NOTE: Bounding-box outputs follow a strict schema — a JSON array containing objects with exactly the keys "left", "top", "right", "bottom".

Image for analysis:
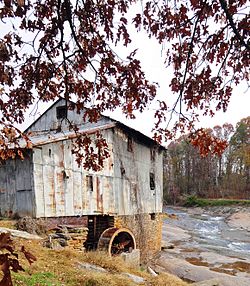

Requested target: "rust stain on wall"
[
  {"left": 59, "top": 143, "right": 64, "bottom": 167},
  {"left": 96, "top": 177, "right": 103, "bottom": 213}
]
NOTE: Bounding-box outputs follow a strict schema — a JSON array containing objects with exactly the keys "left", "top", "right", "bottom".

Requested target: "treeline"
[{"left": 164, "top": 117, "right": 250, "bottom": 204}]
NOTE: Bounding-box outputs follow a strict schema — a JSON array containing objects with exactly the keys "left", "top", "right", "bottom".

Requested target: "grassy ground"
[
  {"left": 0, "top": 222, "right": 188, "bottom": 286},
  {"left": 0, "top": 217, "right": 17, "bottom": 229},
  {"left": 184, "top": 196, "right": 250, "bottom": 207}
]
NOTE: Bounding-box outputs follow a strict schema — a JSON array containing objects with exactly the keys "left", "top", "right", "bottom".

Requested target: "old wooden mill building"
[{"left": 0, "top": 99, "right": 164, "bottom": 261}]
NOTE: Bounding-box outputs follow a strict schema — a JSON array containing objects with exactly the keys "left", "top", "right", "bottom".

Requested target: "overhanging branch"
[{"left": 219, "top": 0, "right": 250, "bottom": 51}]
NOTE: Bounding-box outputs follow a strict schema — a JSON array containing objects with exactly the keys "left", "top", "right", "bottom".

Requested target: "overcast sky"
[
  {"left": 6, "top": 5, "right": 248, "bottom": 142},
  {"left": 19, "top": 29, "right": 250, "bottom": 142}
]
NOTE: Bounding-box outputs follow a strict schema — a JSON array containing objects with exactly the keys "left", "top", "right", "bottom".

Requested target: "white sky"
[
  {"left": 5, "top": 5, "right": 248, "bottom": 142},
  {"left": 19, "top": 32, "right": 250, "bottom": 143}
]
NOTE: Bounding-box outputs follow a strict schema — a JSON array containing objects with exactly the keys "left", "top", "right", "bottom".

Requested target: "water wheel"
[{"left": 97, "top": 227, "right": 136, "bottom": 256}]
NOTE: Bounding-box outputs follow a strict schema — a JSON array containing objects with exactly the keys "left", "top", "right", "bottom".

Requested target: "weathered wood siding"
[
  {"left": 113, "top": 128, "right": 163, "bottom": 215},
  {"left": 33, "top": 129, "right": 115, "bottom": 218},
  {"left": 27, "top": 99, "right": 113, "bottom": 134},
  {"left": 0, "top": 154, "right": 35, "bottom": 217},
  {"left": 0, "top": 98, "right": 163, "bottom": 218},
  {"left": 32, "top": 127, "right": 163, "bottom": 218}
]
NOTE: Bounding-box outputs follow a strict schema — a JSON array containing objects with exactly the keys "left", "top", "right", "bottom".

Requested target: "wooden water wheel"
[{"left": 97, "top": 227, "right": 136, "bottom": 256}]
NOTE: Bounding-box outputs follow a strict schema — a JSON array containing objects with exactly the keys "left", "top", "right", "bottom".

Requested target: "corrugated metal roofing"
[{"left": 22, "top": 98, "right": 165, "bottom": 150}]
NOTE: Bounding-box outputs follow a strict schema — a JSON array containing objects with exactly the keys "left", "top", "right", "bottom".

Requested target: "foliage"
[
  {"left": 0, "top": 0, "right": 249, "bottom": 167},
  {"left": 183, "top": 195, "right": 200, "bottom": 207},
  {"left": 164, "top": 117, "right": 250, "bottom": 203},
  {"left": 0, "top": 232, "right": 36, "bottom": 286},
  {"left": 229, "top": 117, "right": 250, "bottom": 175},
  {"left": 183, "top": 196, "right": 250, "bottom": 207}
]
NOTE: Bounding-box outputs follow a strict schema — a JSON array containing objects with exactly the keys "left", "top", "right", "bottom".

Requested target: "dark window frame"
[
  {"left": 150, "top": 213, "right": 156, "bottom": 220},
  {"left": 56, "top": 105, "right": 67, "bottom": 119},
  {"left": 150, "top": 148, "right": 156, "bottom": 161},
  {"left": 86, "top": 175, "right": 94, "bottom": 192},
  {"left": 150, "top": 172, "right": 155, "bottom": 190},
  {"left": 127, "top": 136, "right": 133, "bottom": 152}
]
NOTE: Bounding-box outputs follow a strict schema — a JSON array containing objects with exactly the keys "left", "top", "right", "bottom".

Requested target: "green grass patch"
[
  {"left": 13, "top": 271, "right": 60, "bottom": 286},
  {"left": 184, "top": 196, "right": 250, "bottom": 207}
]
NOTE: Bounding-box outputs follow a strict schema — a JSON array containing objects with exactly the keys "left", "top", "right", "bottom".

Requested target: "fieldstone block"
[{"left": 120, "top": 249, "right": 140, "bottom": 267}]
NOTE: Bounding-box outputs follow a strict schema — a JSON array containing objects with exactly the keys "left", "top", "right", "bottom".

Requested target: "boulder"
[{"left": 77, "top": 262, "right": 107, "bottom": 273}]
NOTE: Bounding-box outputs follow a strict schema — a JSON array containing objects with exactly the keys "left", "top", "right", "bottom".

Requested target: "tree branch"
[
  {"left": 57, "top": 0, "right": 70, "bottom": 100},
  {"left": 217, "top": 40, "right": 233, "bottom": 78},
  {"left": 219, "top": 0, "right": 250, "bottom": 51},
  {"left": 64, "top": 0, "right": 98, "bottom": 76},
  {"left": 177, "top": 4, "right": 206, "bottom": 115}
]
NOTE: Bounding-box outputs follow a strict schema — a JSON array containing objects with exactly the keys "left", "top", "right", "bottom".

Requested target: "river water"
[{"left": 164, "top": 207, "right": 250, "bottom": 260}]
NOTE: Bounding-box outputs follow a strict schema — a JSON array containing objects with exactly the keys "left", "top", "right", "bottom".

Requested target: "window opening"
[
  {"left": 150, "top": 173, "right": 155, "bottom": 190},
  {"left": 150, "top": 148, "right": 156, "bottom": 161},
  {"left": 120, "top": 167, "right": 125, "bottom": 176},
  {"left": 56, "top": 105, "right": 67, "bottom": 119},
  {"left": 62, "top": 170, "right": 69, "bottom": 180},
  {"left": 86, "top": 175, "right": 93, "bottom": 192},
  {"left": 127, "top": 136, "right": 133, "bottom": 152},
  {"left": 150, "top": 213, "right": 156, "bottom": 220}
]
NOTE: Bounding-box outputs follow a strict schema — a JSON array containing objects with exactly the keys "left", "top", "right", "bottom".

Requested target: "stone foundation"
[
  {"left": 29, "top": 213, "right": 162, "bottom": 262},
  {"left": 120, "top": 249, "right": 140, "bottom": 267},
  {"left": 114, "top": 213, "right": 162, "bottom": 262},
  {"left": 44, "top": 224, "right": 88, "bottom": 251}
]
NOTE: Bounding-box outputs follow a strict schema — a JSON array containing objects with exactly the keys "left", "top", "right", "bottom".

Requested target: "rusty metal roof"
[
  {"left": 23, "top": 122, "right": 165, "bottom": 150},
  {"left": 17, "top": 122, "right": 116, "bottom": 148},
  {"left": 20, "top": 98, "right": 166, "bottom": 150}
]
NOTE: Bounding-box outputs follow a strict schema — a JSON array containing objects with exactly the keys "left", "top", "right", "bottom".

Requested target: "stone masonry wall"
[{"left": 114, "top": 213, "right": 162, "bottom": 263}]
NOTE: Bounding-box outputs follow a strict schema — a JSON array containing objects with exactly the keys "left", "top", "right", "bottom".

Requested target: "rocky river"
[{"left": 150, "top": 206, "right": 250, "bottom": 286}]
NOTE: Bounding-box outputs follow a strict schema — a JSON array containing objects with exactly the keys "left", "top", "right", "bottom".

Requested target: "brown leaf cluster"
[
  {"left": 0, "top": 0, "right": 249, "bottom": 162},
  {"left": 0, "top": 233, "right": 36, "bottom": 286}
]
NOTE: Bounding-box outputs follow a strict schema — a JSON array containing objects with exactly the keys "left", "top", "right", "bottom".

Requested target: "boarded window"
[
  {"left": 150, "top": 173, "right": 155, "bottom": 190},
  {"left": 127, "top": 136, "right": 133, "bottom": 152},
  {"left": 56, "top": 105, "right": 67, "bottom": 119},
  {"left": 16, "top": 190, "right": 33, "bottom": 217},
  {"left": 86, "top": 175, "right": 93, "bottom": 192}
]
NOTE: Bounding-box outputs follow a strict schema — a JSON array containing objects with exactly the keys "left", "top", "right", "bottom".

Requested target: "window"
[
  {"left": 120, "top": 167, "right": 125, "bottom": 176},
  {"left": 56, "top": 105, "right": 67, "bottom": 119},
  {"left": 150, "top": 148, "right": 156, "bottom": 161},
  {"left": 86, "top": 175, "right": 93, "bottom": 192},
  {"left": 150, "top": 213, "right": 156, "bottom": 220},
  {"left": 127, "top": 136, "right": 133, "bottom": 152},
  {"left": 150, "top": 173, "right": 155, "bottom": 190},
  {"left": 62, "top": 170, "right": 69, "bottom": 179}
]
